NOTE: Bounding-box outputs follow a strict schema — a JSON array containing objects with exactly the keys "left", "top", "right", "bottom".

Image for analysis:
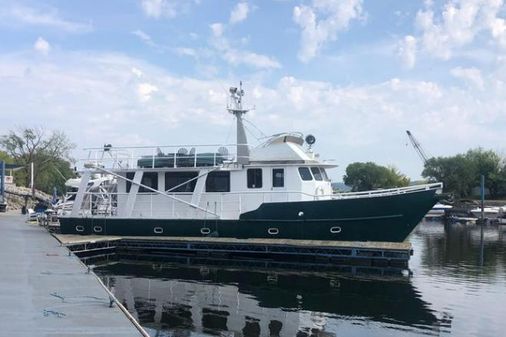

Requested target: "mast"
[{"left": 227, "top": 82, "right": 250, "bottom": 165}]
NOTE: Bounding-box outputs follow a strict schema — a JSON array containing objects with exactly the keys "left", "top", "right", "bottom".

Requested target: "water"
[{"left": 94, "top": 221, "right": 506, "bottom": 337}]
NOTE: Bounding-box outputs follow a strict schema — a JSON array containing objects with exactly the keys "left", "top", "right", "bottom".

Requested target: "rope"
[{"left": 243, "top": 118, "right": 267, "bottom": 138}]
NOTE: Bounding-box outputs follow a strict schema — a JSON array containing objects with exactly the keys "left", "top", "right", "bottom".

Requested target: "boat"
[
  {"left": 470, "top": 206, "right": 505, "bottom": 219},
  {"left": 54, "top": 174, "right": 117, "bottom": 216},
  {"left": 59, "top": 83, "right": 442, "bottom": 242},
  {"left": 425, "top": 202, "right": 453, "bottom": 219}
]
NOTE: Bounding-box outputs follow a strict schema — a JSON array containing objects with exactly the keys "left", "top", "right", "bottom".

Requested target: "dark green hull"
[{"left": 59, "top": 188, "right": 438, "bottom": 242}]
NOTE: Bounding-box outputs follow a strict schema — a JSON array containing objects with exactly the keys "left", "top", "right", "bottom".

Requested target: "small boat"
[
  {"left": 59, "top": 83, "right": 442, "bottom": 242},
  {"left": 425, "top": 203, "right": 453, "bottom": 219},
  {"left": 470, "top": 206, "right": 505, "bottom": 219}
]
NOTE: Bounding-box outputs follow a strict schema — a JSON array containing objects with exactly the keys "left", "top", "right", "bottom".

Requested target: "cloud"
[
  {"left": 293, "top": 0, "right": 363, "bottom": 62},
  {"left": 451, "top": 66, "right": 484, "bottom": 89},
  {"left": 410, "top": 0, "right": 506, "bottom": 62},
  {"left": 33, "top": 37, "right": 51, "bottom": 55},
  {"left": 0, "top": 51, "right": 505, "bottom": 180},
  {"left": 398, "top": 35, "right": 417, "bottom": 69},
  {"left": 210, "top": 23, "right": 225, "bottom": 37},
  {"left": 209, "top": 23, "right": 281, "bottom": 69},
  {"left": 132, "top": 29, "right": 156, "bottom": 47},
  {"left": 140, "top": 0, "right": 176, "bottom": 19},
  {"left": 230, "top": 2, "right": 250, "bottom": 24},
  {"left": 137, "top": 82, "right": 159, "bottom": 101},
  {"left": 131, "top": 67, "right": 143, "bottom": 78},
  {"left": 175, "top": 47, "right": 198, "bottom": 58},
  {"left": 3, "top": 5, "right": 92, "bottom": 33},
  {"left": 139, "top": 0, "right": 199, "bottom": 19}
]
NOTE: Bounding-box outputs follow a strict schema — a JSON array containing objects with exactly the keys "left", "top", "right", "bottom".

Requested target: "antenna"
[
  {"left": 227, "top": 81, "right": 250, "bottom": 165},
  {"left": 227, "top": 81, "right": 248, "bottom": 116}
]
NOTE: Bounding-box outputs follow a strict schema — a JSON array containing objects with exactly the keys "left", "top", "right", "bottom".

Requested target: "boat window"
[
  {"left": 311, "top": 167, "right": 323, "bottom": 181},
  {"left": 320, "top": 167, "right": 329, "bottom": 181},
  {"left": 206, "top": 171, "right": 230, "bottom": 192},
  {"left": 126, "top": 172, "right": 158, "bottom": 193},
  {"left": 165, "top": 172, "right": 198, "bottom": 192},
  {"left": 247, "top": 168, "right": 263, "bottom": 188},
  {"left": 298, "top": 167, "right": 313, "bottom": 181},
  {"left": 272, "top": 168, "right": 284, "bottom": 188}
]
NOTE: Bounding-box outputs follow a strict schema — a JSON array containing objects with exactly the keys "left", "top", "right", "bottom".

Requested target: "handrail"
[{"left": 330, "top": 183, "right": 443, "bottom": 198}]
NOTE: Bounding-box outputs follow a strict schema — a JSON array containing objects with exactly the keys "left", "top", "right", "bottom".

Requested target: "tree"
[
  {"left": 422, "top": 155, "right": 474, "bottom": 197},
  {"left": 465, "top": 148, "right": 502, "bottom": 197},
  {"left": 422, "top": 148, "right": 504, "bottom": 198},
  {"left": 343, "top": 162, "right": 410, "bottom": 192},
  {"left": 0, "top": 127, "right": 76, "bottom": 194}
]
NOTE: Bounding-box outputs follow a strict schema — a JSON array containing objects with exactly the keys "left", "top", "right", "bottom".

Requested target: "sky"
[{"left": 1, "top": 0, "right": 506, "bottom": 181}]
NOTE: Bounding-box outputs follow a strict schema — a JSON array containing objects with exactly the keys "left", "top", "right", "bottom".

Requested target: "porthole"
[
  {"left": 93, "top": 226, "right": 103, "bottom": 233},
  {"left": 75, "top": 225, "right": 84, "bottom": 232},
  {"left": 153, "top": 227, "right": 163, "bottom": 234},
  {"left": 268, "top": 227, "right": 279, "bottom": 235},
  {"left": 330, "top": 226, "right": 342, "bottom": 234},
  {"left": 200, "top": 227, "right": 211, "bottom": 235}
]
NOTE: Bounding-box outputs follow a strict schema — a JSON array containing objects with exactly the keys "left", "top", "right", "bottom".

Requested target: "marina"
[{"left": 2, "top": 1, "right": 506, "bottom": 336}]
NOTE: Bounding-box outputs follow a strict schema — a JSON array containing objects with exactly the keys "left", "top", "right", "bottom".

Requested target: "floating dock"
[
  {"left": 0, "top": 212, "right": 146, "bottom": 337},
  {"left": 54, "top": 233, "right": 413, "bottom": 268}
]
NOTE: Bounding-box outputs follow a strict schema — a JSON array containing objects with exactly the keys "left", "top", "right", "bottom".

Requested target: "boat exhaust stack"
[{"left": 228, "top": 82, "right": 250, "bottom": 165}]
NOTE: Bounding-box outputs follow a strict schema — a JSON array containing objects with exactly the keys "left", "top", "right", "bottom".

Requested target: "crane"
[{"left": 406, "top": 130, "right": 429, "bottom": 165}]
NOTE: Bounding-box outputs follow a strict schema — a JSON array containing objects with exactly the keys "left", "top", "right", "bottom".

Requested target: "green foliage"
[
  {"left": 0, "top": 150, "right": 13, "bottom": 163},
  {"left": 422, "top": 148, "right": 506, "bottom": 198},
  {"left": 0, "top": 127, "right": 76, "bottom": 194},
  {"left": 343, "top": 162, "right": 410, "bottom": 192}
]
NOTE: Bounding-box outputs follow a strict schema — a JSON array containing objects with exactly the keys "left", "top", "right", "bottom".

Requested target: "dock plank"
[{"left": 0, "top": 213, "right": 143, "bottom": 337}]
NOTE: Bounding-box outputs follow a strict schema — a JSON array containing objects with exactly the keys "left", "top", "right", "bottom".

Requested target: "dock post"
[
  {"left": 479, "top": 174, "right": 484, "bottom": 266},
  {"left": 0, "top": 160, "right": 4, "bottom": 201},
  {"left": 0, "top": 160, "right": 5, "bottom": 212}
]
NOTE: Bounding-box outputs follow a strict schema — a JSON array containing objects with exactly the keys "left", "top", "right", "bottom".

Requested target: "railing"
[
  {"left": 330, "top": 183, "right": 443, "bottom": 199},
  {"left": 59, "top": 183, "right": 442, "bottom": 220},
  {"left": 79, "top": 144, "right": 251, "bottom": 170}
]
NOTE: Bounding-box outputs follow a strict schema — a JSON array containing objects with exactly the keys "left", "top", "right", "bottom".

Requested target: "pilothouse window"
[
  {"left": 126, "top": 172, "right": 158, "bottom": 193},
  {"left": 311, "top": 167, "right": 323, "bottom": 181},
  {"left": 272, "top": 168, "right": 284, "bottom": 187},
  {"left": 247, "top": 169, "right": 263, "bottom": 188},
  {"left": 165, "top": 172, "right": 198, "bottom": 192},
  {"left": 298, "top": 167, "right": 313, "bottom": 181},
  {"left": 320, "top": 168, "right": 329, "bottom": 181},
  {"left": 206, "top": 171, "right": 230, "bottom": 192}
]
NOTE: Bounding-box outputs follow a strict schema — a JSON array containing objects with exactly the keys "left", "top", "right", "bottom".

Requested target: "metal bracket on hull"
[
  {"left": 121, "top": 170, "right": 143, "bottom": 217},
  {"left": 71, "top": 171, "right": 90, "bottom": 216},
  {"left": 191, "top": 169, "right": 209, "bottom": 207}
]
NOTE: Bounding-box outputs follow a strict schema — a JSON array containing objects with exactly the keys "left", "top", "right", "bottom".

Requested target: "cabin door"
[{"left": 270, "top": 168, "right": 288, "bottom": 202}]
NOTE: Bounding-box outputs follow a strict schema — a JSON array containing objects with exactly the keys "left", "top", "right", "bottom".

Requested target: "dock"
[
  {"left": 0, "top": 212, "right": 145, "bottom": 337},
  {"left": 54, "top": 233, "right": 413, "bottom": 268}
]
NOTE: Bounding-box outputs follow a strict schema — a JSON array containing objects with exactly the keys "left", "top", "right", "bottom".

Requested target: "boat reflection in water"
[{"left": 95, "top": 256, "right": 446, "bottom": 337}]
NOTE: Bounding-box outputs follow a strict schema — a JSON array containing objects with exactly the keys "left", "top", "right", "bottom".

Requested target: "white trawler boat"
[{"left": 59, "top": 83, "right": 442, "bottom": 242}]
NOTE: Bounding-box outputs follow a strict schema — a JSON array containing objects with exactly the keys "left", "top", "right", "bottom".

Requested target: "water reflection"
[{"left": 94, "top": 221, "right": 506, "bottom": 337}]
